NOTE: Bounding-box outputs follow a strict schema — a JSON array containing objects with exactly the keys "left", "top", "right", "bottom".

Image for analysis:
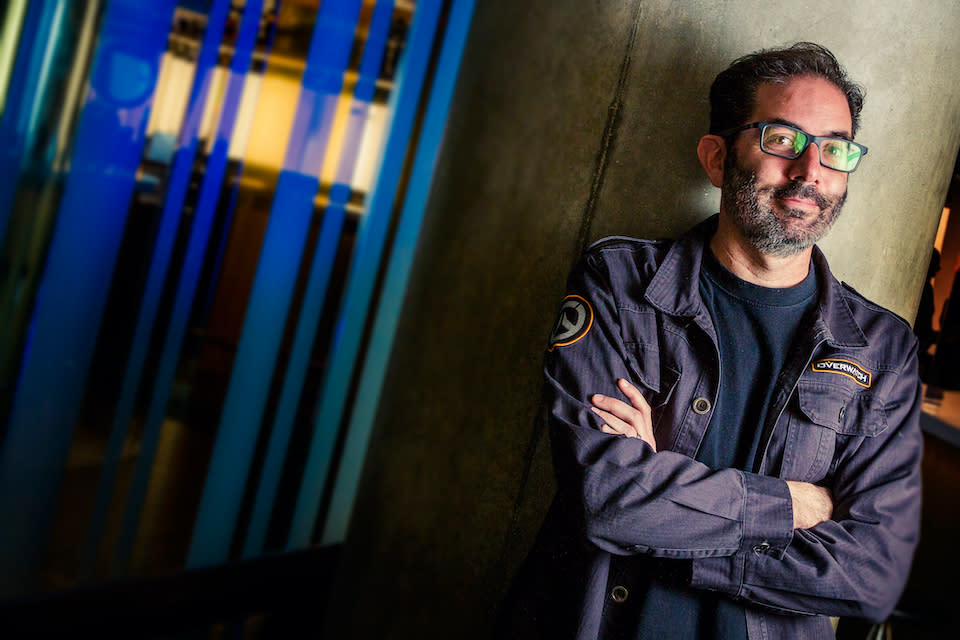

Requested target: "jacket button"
[
  {"left": 692, "top": 397, "right": 711, "bottom": 414},
  {"left": 610, "top": 585, "right": 629, "bottom": 603},
  {"left": 752, "top": 541, "right": 771, "bottom": 555}
]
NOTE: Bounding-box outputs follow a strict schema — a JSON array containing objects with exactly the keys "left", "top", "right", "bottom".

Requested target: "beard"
[{"left": 722, "top": 148, "right": 847, "bottom": 257}]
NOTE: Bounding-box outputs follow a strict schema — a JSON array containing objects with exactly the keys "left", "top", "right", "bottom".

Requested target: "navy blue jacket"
[{"left": 501, "top": 216, "right": 922, "bottom": 640}]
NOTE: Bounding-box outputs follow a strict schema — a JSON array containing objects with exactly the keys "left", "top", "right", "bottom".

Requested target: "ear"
[{"left": 697, "top": 134, "right": 727, "bottom": 188}]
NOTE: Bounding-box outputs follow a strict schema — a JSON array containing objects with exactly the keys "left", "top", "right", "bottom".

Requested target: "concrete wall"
[{"left": 324, "top": 1, "right": 960, "bottom": 637}]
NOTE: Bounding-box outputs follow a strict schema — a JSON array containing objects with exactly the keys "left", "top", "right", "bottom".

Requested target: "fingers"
[
  {"left": 592, "top": 405, "right": 640, "bottom": 438},
  {"left": 601, "top": 423, "right": 626, "bottom": 437},
  {"left": 617, "top": 378, "right": 651, "bottom": 414},
  {"left": 592, "top": 384, "right": 648, "bottom": 424},
  {"left": 590, "top": 379, "right": 657, "bottom": 451}
]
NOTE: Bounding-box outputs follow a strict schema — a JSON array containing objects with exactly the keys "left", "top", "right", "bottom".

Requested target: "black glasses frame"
[{"left": 718, "top": 121, "right": 868, "bottom": 173}]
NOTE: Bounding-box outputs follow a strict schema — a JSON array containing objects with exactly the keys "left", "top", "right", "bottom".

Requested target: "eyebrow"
[{"left": 765, "top": 117, "right": 852, "bottom": 140}]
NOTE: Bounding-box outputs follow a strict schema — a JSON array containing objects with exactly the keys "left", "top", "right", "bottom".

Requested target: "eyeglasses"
[{"left": 718, "top": 121, "right": 868, "bottom": 173}]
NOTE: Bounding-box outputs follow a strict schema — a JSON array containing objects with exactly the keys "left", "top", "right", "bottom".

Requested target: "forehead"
[{"left": 750, "top": 75, "right": 853, "bottom": 137}]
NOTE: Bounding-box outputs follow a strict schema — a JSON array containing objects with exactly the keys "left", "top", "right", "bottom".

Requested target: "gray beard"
[{"left": 723, "top": 152, "right": 847, "bottom": 257}]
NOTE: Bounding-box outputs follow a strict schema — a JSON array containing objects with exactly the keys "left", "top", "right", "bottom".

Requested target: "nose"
[{"left": 788, "top": 142, "right": 822, "bottom": 183}]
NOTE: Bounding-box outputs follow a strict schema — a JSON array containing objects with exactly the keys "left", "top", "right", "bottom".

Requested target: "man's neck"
[{"left": 709, "top": 214, "right": 813, "bottom": 288}]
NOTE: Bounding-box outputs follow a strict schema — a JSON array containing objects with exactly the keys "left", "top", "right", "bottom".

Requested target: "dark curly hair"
[{"left": 709, "top": 42, "right": 865, "bottom": 137}]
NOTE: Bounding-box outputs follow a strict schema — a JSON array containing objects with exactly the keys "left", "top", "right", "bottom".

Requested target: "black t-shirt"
[
  {"left": 697, "top": 247, "right": 818, "bottom": 472},
  {"left": 630, "top": 246, "right": 817, "bottom": 640}
]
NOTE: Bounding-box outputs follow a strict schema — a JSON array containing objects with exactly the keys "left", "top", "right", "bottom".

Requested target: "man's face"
[{"left": 722, "top": 75, "right": 853, "bottom": 257}]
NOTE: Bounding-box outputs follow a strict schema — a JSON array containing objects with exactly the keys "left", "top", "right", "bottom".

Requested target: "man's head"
[
  {"left": 709, "top": 42, "right": 864, "bottom": 138},
  {"left": 699, "top": 43, "right": 865, "bottom": 258}
]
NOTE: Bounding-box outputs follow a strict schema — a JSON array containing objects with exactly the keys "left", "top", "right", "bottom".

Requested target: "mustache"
[{"left": 770, "top": 182, "right": 832, "bottom": 210}]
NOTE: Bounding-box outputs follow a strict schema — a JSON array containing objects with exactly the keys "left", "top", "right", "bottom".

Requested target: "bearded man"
[{"left": 499, "top": 42, "right": 922, "bottom": 640}]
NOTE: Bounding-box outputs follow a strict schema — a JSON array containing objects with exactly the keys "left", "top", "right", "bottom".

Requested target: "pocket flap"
[
  {"left": 621, "top": 309, "right": 666, "bottom": 394},
  {"left": 796, "top": 381, "right": 886, "bottom": 437}
]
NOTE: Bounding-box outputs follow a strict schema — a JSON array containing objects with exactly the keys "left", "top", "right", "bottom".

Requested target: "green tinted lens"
[
  {"left": 791, "top": 131, "right": 808, "bottom": 155},
  {"left": 846, "top": 146, "right": 863, "bottom": 170},
  {"left": 761, "top": 125, "right": 804, "bottom": 156},
  {"left": 820, "top": 139, "right": 862, "bottom": 171}
]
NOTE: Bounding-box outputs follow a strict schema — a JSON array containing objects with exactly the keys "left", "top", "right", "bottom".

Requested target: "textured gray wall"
[{"left": 324, "top": 1, "right": 960, "bottom": 637}]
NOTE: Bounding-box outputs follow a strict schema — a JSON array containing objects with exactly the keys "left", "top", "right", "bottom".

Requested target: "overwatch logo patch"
[
  {"left": 812, "top": 358, "right": 872, "bottom": 388},
  {"left": 549, "top": 295, "right": 594, "bottom": 351}
]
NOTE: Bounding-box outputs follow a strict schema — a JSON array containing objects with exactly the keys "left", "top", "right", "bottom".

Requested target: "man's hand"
[
  {"left": 786, "top": 481, "right": 834, "bottom": 529},
  {"left": 591, "top": 378, "right": 657, "bottom": 451}
]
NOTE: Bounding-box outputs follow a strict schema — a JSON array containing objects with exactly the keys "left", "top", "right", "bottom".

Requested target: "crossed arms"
[{"left": 591, "top": 378, "right": 833, "bottom": 530}]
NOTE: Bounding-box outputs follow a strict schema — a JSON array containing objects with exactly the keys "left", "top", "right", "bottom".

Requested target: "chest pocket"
[
  {"left": 623, "top": 341, "right": 681, "bottom": 446},
  {"left": 620, "top": 308, "right": 682, "bottom": 443},
  {"left": 781, "top": 380, "right": 887, "bottom": 482}
]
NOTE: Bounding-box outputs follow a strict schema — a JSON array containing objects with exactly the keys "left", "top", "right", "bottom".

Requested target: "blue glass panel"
[
  {"left": 110, "top": 0, "right": 265, "bottom": 576},
  {"left": 287, "top": 0, "right": 445, "bottom": 550},
  {"left": 0, "top": 1, "right": 96, "bottom": 395},
  {"left": 77, "top": 0, "right": 234, "bottom": 581},
  {"left": 185, "top": 0, "right": 364, "bottom": 569},
  {"left": 322, "top": 0, "right": 477, "bottom": 544},
  {"left": 0, "top": 0, "right": 176, "bottom": 596},
  {"left": 242, "top": 0, "right": 397, "bottom": 559}
]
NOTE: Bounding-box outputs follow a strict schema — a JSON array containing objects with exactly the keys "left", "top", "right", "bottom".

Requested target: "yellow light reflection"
[
  {"left": 241, "top": 69, "right": 301, "bottom": 170},
  {"left": 0, "top": 0, "right": 27, "bottom": 117},
  {"left": 935, "top": 207, "right": 950, "bottom": 254}
]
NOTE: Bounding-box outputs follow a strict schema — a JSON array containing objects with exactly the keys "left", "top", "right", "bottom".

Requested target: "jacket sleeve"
[
  {"left": 546, "top": 250, "right": 795, "bottom": 561},
  {"left": 690, "top": 344, "right": 923, "bottom": 623}
]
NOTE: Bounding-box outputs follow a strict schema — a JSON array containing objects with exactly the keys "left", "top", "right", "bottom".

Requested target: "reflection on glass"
[
  {"left": 0, "top": 0, "right": 424, "bottom": 599},
  {"left": 0, "top": 0, "right": 420, "bottom": 593}
]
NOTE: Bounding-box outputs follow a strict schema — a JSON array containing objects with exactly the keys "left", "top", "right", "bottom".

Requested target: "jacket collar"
[{"left": 644, "top": 214, "right": 868, "bottom": 348}]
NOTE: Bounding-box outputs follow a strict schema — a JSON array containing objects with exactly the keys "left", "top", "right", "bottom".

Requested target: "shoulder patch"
[
  {"left": 549, "top": 295, "right": 594, "bottom": 351},
  {"left": 811, "top": 358, "right": 872, "bottom": 388}
]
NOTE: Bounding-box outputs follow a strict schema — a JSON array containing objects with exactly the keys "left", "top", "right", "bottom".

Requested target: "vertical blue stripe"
[
  {"left": 77, "top": 0, "right": 234, "bottom": 581},
  {"left": 322, "top": 0, "right": 476, "bottom": 543},
  {"left": 186, "top": 0, "right": 363, "bottom": 569},
  {"left": 287, "top": 0, "right": 445, "bottom": 550},
  {"left": 242, "top": 0, "right": 396, "bottom": 558},
  {"left": 110, "top": 0, "right": 264, "bottom": 576},
  {"left": 0, "top": 0, "right": 176, "bottom": 596}
]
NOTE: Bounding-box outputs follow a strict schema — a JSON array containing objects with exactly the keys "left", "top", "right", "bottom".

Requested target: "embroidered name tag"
[
  {"left": 549, "top": 295, "right": 594, "bottom": 351},
  {"left": 811, "top": 358, "right": 872, "bottom": 388}
]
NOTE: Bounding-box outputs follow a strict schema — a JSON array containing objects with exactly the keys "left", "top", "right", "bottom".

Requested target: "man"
[{"left": 499, "top": 43, "right": 922, "bottom": 639}]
